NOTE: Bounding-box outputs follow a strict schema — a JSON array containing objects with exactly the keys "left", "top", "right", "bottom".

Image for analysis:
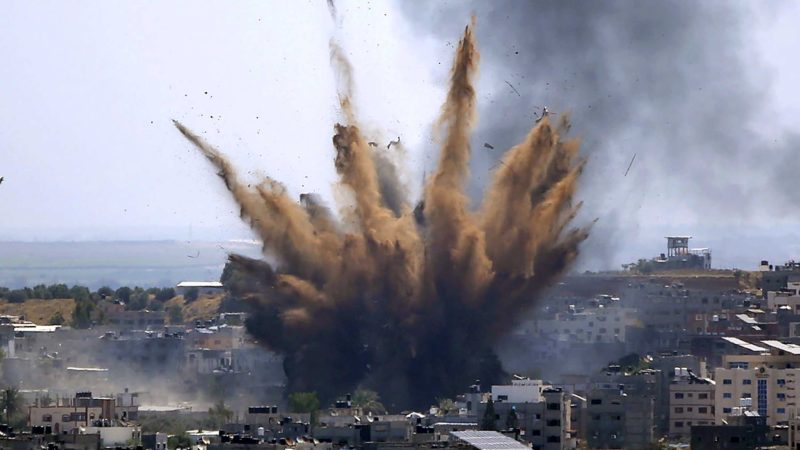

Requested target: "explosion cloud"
[{"left": 175, "top": 18, "right": 590, "bottom": 409}]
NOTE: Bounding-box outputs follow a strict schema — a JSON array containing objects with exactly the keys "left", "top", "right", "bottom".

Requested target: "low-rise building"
[{"left": 668, "top": 368, "right": 715, "bottom": 438}]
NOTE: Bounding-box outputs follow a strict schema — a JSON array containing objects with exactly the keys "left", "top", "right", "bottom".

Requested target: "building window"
[
  {"left": 546, "top": 403, "right": 560, "bottom": 410},
  {"left": 61, "top": 414, "right": 71, "bottom": 422},
  {"left": 758, "top": 379, "right": 768, "bottom": 417},
  {"left": 742, "top": 393, "right": 752, "bottom": 398},
  {"left": 687, "top": 407, "right": 693, "bottom": 412},
  {"left": 674, "top": 393, "right": 684, "bottom": 399},
  {"left": 530, "top": 429, "right": 541, "bottom": 436},
  {"left": 699, "top": 407, "right": 708, "bottom": 414},
  {"left": 590, "top": 399, "right": 602, "bottom": 405},
  {"left": 674, "top": 421, "right": 684, "bottom": 428},
  {"left": 497, "top": 395, "right": 508, "bottom": 401},
  {"left": 42, "top": 414, "right": 52, "bottom": 423},
  {"left": 778, "top": 379, "right": 786, "bottom": 385},
  {"left": 743, "top": 379, "right": 752, "bottom": 385},
  {"left": 546, "top": 436, "right": 560, "bottom": 443},
  {"left": 777, "top": 393, "right": 786, "bottom": 400},
  {"left": 778, "top": 408, "right": 786, "bottom": 414},
  {"left": 674, "top": 407, "right": 684, "bottom": 413},
  {"left": 699, "top": 393, "right": 708, "bottom": 399},
  {"left": 723, "top": 379, "right": 732, "bottom": 385},
  {"left": 546, "top": 419, "right": 560, "bottom": 427},
  {"left": 723, "top": 407, "right": 732, "bottom": 414},
  {"left": 723, "top": 393, "right": 732, "bottom": 399}
]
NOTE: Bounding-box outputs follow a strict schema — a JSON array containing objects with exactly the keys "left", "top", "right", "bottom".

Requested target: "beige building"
[
  {"left": 714, "top": 339, "right": 800, "bottom": 427},
  {"left": 668, "top": 369, "right": 715, "bottom": 437}
]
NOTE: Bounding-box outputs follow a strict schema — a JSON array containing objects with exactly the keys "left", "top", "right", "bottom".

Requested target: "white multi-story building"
[
  {"left": 767, "top": 281, "right": 800, "bottom": 311},
  {"left": 668, "top": 368, "right": 715, "bottom": 437},
  {"left": 714, "top": 339, "right": 800, "bottom": 427},
  {"left": 528, "top": 306, "right": 637, "bottom": 344},
  {"left": 491, "top": 378, "right": 544, "bottom": 403}
]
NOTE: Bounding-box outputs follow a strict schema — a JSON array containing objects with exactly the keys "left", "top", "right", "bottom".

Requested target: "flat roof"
[
  {"left": 761, "top": 340, "right": 800, "bottom": 355},
  {"left": 736, "top": 314, "right": 758, "bottom": 325},
  {"left": 66, "top": 367, "right": 109, "bottom": 372},
  {"left": 450, "top": 431, "right": 529, "bottom": 450},
  {"left": 721, "top": 336, "right": 768, "bottom": 353},
  {"left": 176, "top": 281, "right": 223, "bottom": 288},
  {"left": 14, "top": 325, "right": 60, "bottom": 333}
]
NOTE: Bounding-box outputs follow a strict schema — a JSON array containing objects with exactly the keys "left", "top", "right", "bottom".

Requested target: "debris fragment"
[
  {"left": 624, "top": 153, "right": 637, "bottom": 177},
  {"left": 504, "top": 80, "right": 521, "bottom": 97}
]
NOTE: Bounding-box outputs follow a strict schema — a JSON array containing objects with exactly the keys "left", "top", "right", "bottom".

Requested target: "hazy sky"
[{"left": 2, "top": 1, "right": 799, "bottom": 269}]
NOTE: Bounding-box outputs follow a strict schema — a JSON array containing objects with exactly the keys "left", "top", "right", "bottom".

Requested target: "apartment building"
[
  {"left": 714, "top": 339, "right": 800, "bottom": 426},
  {"left": 668, "top": 368, "right": 715, "bottom": 438}
]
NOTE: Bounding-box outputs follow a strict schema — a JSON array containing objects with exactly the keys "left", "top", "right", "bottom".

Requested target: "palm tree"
[
  {"left": 1, "top": 388, "right": 24, "bottom": 427},
  {"left": 436, "top": 398, "right": 457, "bottom": 416},
  {"left": 352, "top": 389, "right": 386, "bottom": 415},
  {"left": 208, "top": 399, "right": 233, "bottom": 428}
]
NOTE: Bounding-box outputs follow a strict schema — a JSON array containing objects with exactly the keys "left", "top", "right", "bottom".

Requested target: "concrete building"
[
  {"left": 462, "top": 380, "right": 575, "bottom": 450},
  {"left": 713, "top": 339, "right": 800, "bottom": 427},
  {"left": 760, "top": 260, "right": 800, "bottom": 298},
  {"left": 105, "top": 310, "right": 165, "bottom": 330},
  {"left": 668, "top": 368, "right": 715, "bottom": 438},
  {"left": 585, "top": 382, "right": 656, "bottom": 450},
  {"left": 176, "top": 281, "right": 224, "bottom": 296},
  {"left": 491, "top": 378, "right": 544, "bottom": 403},
  {"left": 527, "top": 305, "right": 636, "bottom": 344}
]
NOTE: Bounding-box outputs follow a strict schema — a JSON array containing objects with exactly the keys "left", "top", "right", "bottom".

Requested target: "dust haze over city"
[{"left": 1, "top": 2, "right": 800, "bottom": 449}]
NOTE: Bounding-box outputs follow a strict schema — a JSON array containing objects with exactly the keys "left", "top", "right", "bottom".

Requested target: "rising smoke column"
[{"left": 175, "top": 18, "right": 590, "bottom": 409}]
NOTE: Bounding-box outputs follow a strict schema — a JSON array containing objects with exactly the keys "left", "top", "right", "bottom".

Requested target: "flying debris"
[
  {"left": 0, "top": 176, "right": 4, "bottom": 185},
  {"left": 483, "top": 143, "right": 495, "bottom": 150},
  {"left": 368, "top": 141, "right": 378, "bottom": 147},
  {"left": 534, "top": 106, "right": 553, "bottom": 123},
  {"left": 387, "top": 136, "right": 401, "bottom": 149},
  {"left": 175, "top": 17, "right": 590, "bottom": 409},
  {"left": 624, "top": 153, "right": 637, "bottom": 177},
  {"left": 187, "top": 251, "right": 200, "bottom": 259},
  {"left": 504, "top": 80, "right": 521, "bottom": 97}
]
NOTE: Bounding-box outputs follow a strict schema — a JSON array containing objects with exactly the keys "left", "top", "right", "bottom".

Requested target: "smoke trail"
[{"left": 176, "top": 17, "right": 589, "bottom": 408}]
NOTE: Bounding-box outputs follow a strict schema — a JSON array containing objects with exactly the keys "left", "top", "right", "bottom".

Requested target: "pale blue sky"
[{"left": 2, "top": 1, "right": 800, "bottom": 269}]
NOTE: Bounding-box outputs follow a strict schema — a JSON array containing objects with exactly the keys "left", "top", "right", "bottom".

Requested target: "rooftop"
[
  {"left": 721, "top": 336, "right": 768, "bottom": 353},
  {"left": 176, "top": 281, "right": 224, "bottom": 288},
  {"left": 450, "top": 431, "right": 529, "bottom": 450}
]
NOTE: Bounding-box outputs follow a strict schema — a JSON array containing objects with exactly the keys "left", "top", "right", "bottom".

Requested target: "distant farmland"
[{"left": 0, "top": 240, "right": 262, "bottom": 289}]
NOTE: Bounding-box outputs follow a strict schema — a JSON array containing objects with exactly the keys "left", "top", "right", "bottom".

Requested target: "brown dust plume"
[{"left": 175, "top": 19, "right": 590, "bottom": 409}]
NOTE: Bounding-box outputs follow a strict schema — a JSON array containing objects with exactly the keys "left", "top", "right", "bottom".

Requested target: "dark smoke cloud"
[
  {"left": 398, "top": 1, "right": 798, "bottom": 268},
  {"left": 176, "top": 19, "right": 590, "bottom": 409}
]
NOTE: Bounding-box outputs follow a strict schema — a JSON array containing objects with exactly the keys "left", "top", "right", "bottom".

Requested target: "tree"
[
  {"left": 97, "top": 286, "right": 114, "bottom": 299},
  {"left": 208, "top": 399, "right": 233, "bottom": 428},
  {"left": 127, "top": 291, "right": 149, "bottom": 311},
  {"left": 72, "top": 299, "right": 95, "bottom": 329},
  {"left": 147, "top": 298, "right": 165, "bottom": 311},
  {"left": 7, "top": 290, "right": 28, "bottom": 303},
  {"left": 481, "top": 398, "right": 497, "bottom": 431},
  {"left": 48, "top": 283, "right": 70, "bottom": 299},
  {"left": 436, "top": 398, "right": 457, "bottom": 416},
  {"left": 184, "top": 287, "right": 199, "bottom": 303},
  {"left": 48, "top": 311, "right": 65, "bottom": 325},
  {"left": 289, "top": 391, "right": 320, "bottom": 424},
  {"left": 352, "top": 389, "right": 386, "bottom": 415},
  {"left": 32, "top": 284, "right": 52, "bottom": 299},
  {"left": 0, "top": 388, "right": 25, "bottom": 427},
  {"left": 115, "top": 286, "right": 132, "bottom": 303},
  {"left": 156, "top": 288, "right": 176, "bottom": 302},
  {"left": 69, "top": 285, "right": 91, "bottom": 302},
  {"left": 167, "top": 305, "right": 184, "bottom": 324}
]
